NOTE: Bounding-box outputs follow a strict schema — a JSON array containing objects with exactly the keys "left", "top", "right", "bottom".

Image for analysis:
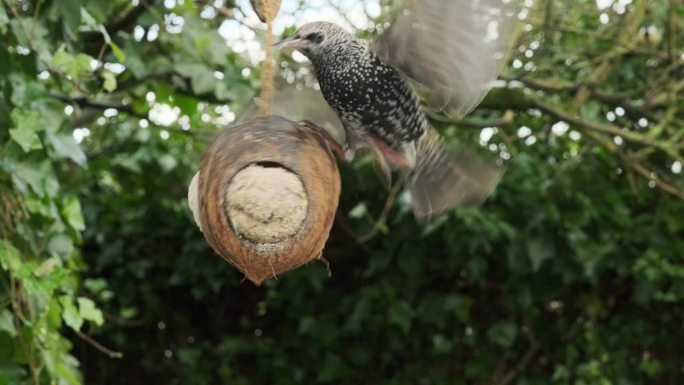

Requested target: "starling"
[{"left": 274, "top": 0, "right": 519, "bottom": 219}]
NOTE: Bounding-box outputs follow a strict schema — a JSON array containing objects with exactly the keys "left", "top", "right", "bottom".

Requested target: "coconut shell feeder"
[{"left": 188, "top": 116, "right": 341, "bottom": 285}]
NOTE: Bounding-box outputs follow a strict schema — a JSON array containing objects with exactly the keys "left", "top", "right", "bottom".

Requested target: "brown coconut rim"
[{"left": 195, "top": 116, "right": 340, "bottom": 284}]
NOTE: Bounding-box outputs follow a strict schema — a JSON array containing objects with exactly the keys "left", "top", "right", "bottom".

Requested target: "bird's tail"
[{"left": 408, "top": 128, "right": 504, "bottom": 220}]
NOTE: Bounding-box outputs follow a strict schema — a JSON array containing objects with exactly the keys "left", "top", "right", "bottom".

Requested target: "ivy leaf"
[
  {"left": 0, "top": 6, "right": 8, "bottom": 34},
  {"left": 11, "top": 157, "right": 60, "bottom": 197},
  {"left": 123, "top": 40, "right": 149, "bottom": 79},
  {"left": 0, "top": 333, "right": 14, "bottom": 362},
  {"left": 46, "top": 299, "right": 63, "bottom": 329},
  {"left": 62, "top": 196, "right": 85, "bottom": 231},
  {"left": 0, "top": 310, "right": 16, "bottom": 337},
  {"left": 60, "top": 296, "right": 83, "bottom": 331},
  {"left": 47, "top": 234, "right": 75, "bottom": 258},
  {"left": 51, "top": 51, "right": 93, "bottom": 79},
  {"left": 487, "top": 322, "right": 519, "bottom": 349},
  {"left": 432, "top": 334, "right": 454, "bottom": 354},
  {"left": 176, "top": 63, "right": 216, "bottom": 94},
  {"left": 9, "top": 127, "right": 42, "bottom": 152},
  {"left": 46, "top": 131, "right": 87, "bottom": 166},
  {"left": 34, "top": 257, "right": 60, "bottom": 277},
  {"left": 388, "top": 301, "right": 415, "bottom": 334},
  {"left": 59, "top": 0, "right": 81, "bottom": 38},
  {"left": 527, "top": 238, "right": 554, "bottom": 272},
  {"left": 57, "top": 363, "right": 81, "bottom": 385},
  {"left": 0, "top": 240, "right": 21, "bottom": 272},
  {"left": 173, "top": 93, "right": 198, "bottom": 116},
  {"left": 77, "top": 297, "right": 104, "bottom": 326},
  {"left": 9, "top": 109, "right": 43, "bottom": 152}
]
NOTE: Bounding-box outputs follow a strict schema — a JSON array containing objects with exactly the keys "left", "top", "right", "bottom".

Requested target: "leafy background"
[{"left": 1, "top": 0, "right": 683, "bottom": 384}]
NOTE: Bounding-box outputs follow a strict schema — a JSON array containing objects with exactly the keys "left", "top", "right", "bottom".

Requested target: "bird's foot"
[{"left": 344, "top": 147, "right": 356, "bottom": 162}]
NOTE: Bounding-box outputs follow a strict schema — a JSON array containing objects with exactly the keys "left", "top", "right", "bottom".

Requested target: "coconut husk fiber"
[{"left": 188, "top": 116, "right": 341, "bottom": 285}]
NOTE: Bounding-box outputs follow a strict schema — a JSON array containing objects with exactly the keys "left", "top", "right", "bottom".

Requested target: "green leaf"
[
  {"left": 0, "top": 333, "right": 14, "bottom": 362},
  {"left": 10, "top": 157, "right": 60, "bottom": 197},
  {"left": 102, "top": 71, "right": 117, "bottom": 92},
  {"left": 57, "top": 363, "right": 81, "bottom": 385},
  {"left": 0, "top": 364, "right": 26, "bottom": 384},
  {"left": 527, "top": 238, "right": 554, "bottom": 272},
  {"left": 46, "top": 131, "right": 87, "bottom": 166},
  {"left": 60, "top": 296, "right": 83, "bottom": 331},
  {"left": 47, "top": 234, "right": 75, "bottom": 258},
  {"left": 348, "top": 202, "right": 367, "bottom": 219},
  {"left": 51, "top": 51, "right": 93, "bottom": 79},
  {"left": 85, "top": 2, "right": 119, "bottom": 23},
  {"left": 175, "top": 63, "right": 216, "bottom": 94},
  {"left": 46, "top": 299, "right": 63, "bottom": 329},
  {"left": 83, "top": 278, "right": 107, "bottom": 294},
  {"left": 0, "top": 310, "right": 16, "bottom": 337},
  {"left": 59, "top": 0, "right": 81, "bottom": 38},
  {"left": 9, "top": 109, "right": 43, "bottom": 152},
  {"left": 173, "top": 93, "right": 198, "bottom": 116},
  {"left": 123, "top": 40, "right": 149, "bottom": 78},
  {"left": 34, "top": 257, "right": 60, "bottom": 277},
  {"left": 158, "top": 154, "right": 177, "bottom": 172},
  {"left": 77, "top": 297, "right": 104, "bottom": 326},
  {"left": 444, "top": 294, "right": 473, "bottom": 322},
  {"left": 9, "top": 127, "right": 42, "bottom": 152},
  {"left": 432, "top": 334, "right": 454, "bottom": 354},
  {"left": 388, "top": 301, "right": 414, "bottom": 334},
  {"left": 109, "top": 42, "right": 126, "bottom": 63},
  {"left": 62, "top": 196, "right": 85, "bottom": 231},
  {"left": 0, "top": 6, "right": 8, "bottom": 34},
  {"left": 0, "top": 240, "right": 21, "bottom": 272},
  {"left": 487, "top": 322, "right": 518, "bottom": 349}
]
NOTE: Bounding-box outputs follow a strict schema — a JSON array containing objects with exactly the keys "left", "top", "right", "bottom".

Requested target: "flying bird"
[{"left": 272, "top": 0, "right": 520, "bottom": 219}]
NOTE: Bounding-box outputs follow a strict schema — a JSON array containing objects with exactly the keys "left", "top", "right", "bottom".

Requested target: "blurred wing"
[
  {"left": 373, "top": 0, "right": 520, "bottom": 116},
  {"left": 236, "top": 80, "right": 346, "bottom": 144}
]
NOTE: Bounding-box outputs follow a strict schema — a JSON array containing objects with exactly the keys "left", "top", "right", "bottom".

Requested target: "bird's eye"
[{"left": 305, "top": 33, "right": 324, "bottom": 44}]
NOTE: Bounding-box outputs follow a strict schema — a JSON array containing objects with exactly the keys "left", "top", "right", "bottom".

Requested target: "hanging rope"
[{"left": 250, "top": 0, "right": 282, "bottom": 116}]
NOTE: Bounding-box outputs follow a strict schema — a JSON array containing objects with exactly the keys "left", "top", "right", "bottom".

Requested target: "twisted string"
[{"left": 254, "top": 0, "right": 281, "bottom": 116}]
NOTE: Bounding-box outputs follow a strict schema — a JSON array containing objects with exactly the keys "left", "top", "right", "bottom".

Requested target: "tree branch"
[
  {"left": 493, "top": 326, "right": 540, "bottom": 385},
  {"left": 75, "top": 330, "right": 123, "bottom": 359}
]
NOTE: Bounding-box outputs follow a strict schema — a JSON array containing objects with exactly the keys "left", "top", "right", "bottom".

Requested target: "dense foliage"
[{"left": 1, "top": 0, "right": 683, "bottom": 384}]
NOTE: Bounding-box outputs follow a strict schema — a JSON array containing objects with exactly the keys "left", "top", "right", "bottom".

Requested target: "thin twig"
[
  {"left": 492, "top": 326, "right": 541, "bottom": 385},
  {"left": 630, "top": 163, "right": 684, "bottom": 200},
  {"left": 426, "top": 109, "right": 514, "bottom": 129},
  {"left": 530, "top": 96, "right": 682, "bottom": 163},
  {"left": 358, "top": 182, "right": 402, "bottom": 243},
  {"left": 75, "top": 330, "right": 124, "bottom": 359},
  {"left": 3, "top": 0, "right": 34, "bottom": 48}
]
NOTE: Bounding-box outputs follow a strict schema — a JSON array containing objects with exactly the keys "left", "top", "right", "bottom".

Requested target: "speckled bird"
[{"left": 273, "top": 1, "right": 518, "bottom": 219}]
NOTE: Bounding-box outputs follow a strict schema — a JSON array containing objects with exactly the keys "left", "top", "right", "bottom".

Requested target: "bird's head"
[{"left": 274, "top": 22, "right": 353, "bottom": 61}]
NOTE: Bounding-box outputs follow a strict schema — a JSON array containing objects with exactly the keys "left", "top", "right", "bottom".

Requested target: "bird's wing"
[
  {"left": 372, "top": 0, "right": 520, "bottom": 116},
  {"left": 236, "top": 80, "right": 346, "bottom": 144}
]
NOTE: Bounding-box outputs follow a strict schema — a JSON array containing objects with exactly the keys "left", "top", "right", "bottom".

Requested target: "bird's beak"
[{"left": 273, "top": 36, "right": 307, "bottom": 50}]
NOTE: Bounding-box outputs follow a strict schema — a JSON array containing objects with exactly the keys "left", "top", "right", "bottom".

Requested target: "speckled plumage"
[
  {"left": 278, "top": 21, "right": 506, "bottom": 219},
  {"left": 292, "top": 22, "right": 425, "bottom": 169}
]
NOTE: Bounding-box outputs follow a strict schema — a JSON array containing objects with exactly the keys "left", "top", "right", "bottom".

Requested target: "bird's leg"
[
  {"left": 368, "top": 135, "right": 411, "bottom": 169},
  {"left": 299, "top": 120, "right": 347, "bottom": 160},
  {"left": 321, "top": 133, "right": 346, "bottom": 160}
]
